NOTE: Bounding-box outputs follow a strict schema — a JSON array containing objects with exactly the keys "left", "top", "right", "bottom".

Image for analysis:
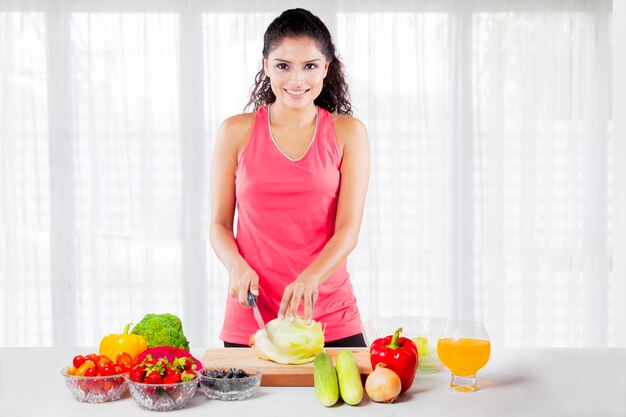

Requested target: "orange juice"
[{"left": 437, "top": 338, "right": 491, "bottom": 376}]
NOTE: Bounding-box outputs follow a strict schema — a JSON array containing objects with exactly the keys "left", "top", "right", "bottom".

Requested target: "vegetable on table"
[
  {"left": 365, "top": 363, "right": 402, "bottom": 403},
  {"left": 65, "top": 352, "right": 138, "bottom": 377},
  {"left": 73, "top": 355, "right": 86, "bottom": 368},
  {"left": 74, "top": 360, "right": 96, "bottom": 377},
  {"left": 98, "top": 364, "right": 118, "bottom": 376},
  {"left": 99, "top": 323, "right": 148, "bottom": 364},
  {"left": 130, "top": 313, "right": 190, "bottom": 351},
  {"left": 250, "top": 317, "right": 324, "bottom": 364},
  {"left": 313, "top": 353, "right": 339, "bottom": 407},
  {"left": 335, "top": 350, "right": 363, "bottom": 406},
  {"left": 116, "top": 352, "right": 133, "bottom": 370},
  {"left": 96, "top": 356, "right": 112, "bottom": 370},
  {"left": 369, "top": 327, "right": 418, "bottom": 394}
]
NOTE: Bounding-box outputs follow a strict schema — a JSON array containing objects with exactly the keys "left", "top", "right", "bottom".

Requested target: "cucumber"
[
  {"left": 335, "top": 350, "right": 363, "bottom": 406},
  {"left": 313, "top": 353, "right": 339, "bottom": 406}
]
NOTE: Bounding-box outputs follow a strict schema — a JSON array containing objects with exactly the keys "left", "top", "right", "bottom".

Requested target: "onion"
[{"left": 365, "top": 363, "right": 402, "bottom": 403}]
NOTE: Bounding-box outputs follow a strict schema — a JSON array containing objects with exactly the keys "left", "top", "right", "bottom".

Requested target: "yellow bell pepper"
[{"left": 99, "top": 323, "right": 148, "bottom": 363}]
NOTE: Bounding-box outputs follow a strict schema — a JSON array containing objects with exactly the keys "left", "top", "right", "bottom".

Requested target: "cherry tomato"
[
  {"left": 67, "top": 366, "right": 77, "bottom": 375},
  {"left": 116, "top": 352, "right": 133, "bottom": 368},
  {"left": 84, "top": 367, "right": 97, "bottom": 377},
  {"left": 96, "top": 356, "right": 112, "bottom": 371},
  {"left": 75, "top": 360, "right": 96, "bottom": 376},
  {"left": 99, "top": 365, "right": 117, "bottom": 376},
  {"left": 73, "top": 355, "right": 86, "bottom": 368},
  {"left": 85, "top": 353, "right": 100, "bottom": 364}
]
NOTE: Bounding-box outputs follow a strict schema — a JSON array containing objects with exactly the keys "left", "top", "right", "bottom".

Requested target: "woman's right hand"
[{"left": 228, "top": 258, "right": 259, "bottom": 308}]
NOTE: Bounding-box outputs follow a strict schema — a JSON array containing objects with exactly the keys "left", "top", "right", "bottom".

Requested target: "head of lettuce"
[{"left": 250, "top": 317, "right": 325, "bottom": 364}]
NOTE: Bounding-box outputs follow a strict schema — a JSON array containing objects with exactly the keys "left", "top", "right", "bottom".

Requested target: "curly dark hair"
[{"left": 244, "top": 8, "right": 352, "bottom": 115}]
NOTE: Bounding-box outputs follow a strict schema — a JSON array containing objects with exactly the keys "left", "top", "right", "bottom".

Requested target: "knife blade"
[{"left": 247, "top": 292, "right": 267, "bottom": 335}]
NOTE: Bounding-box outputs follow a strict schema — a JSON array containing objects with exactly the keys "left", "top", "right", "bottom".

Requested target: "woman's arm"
[
  {"left": 278, "top": 116, "right": 370, "bottom": 322},
  {"left": 209, "top": 115, "right": 259, "bottom": 307}
]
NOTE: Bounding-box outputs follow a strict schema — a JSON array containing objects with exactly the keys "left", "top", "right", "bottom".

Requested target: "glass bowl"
[
  {"left": 361, "top": 316, "right": 448, "bottom": 373},
  {"left": 199, "top": 368, "right": 262, "bottom": 401},
  {"left": 61, "top": 368, "right": 128, "bottom": 403},
  {"left": 125, "top": 372, "right": 199, "bottom": 411}
]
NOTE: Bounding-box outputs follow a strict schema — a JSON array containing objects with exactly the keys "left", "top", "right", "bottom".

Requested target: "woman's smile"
[
  {"left": 264, "top": 36, "right": 328, "bottom": 110},
  {"left": 284, "top": 88, "right": 310, "bottom": 98}
]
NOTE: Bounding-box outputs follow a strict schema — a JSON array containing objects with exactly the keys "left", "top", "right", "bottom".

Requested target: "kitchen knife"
[{"left": 247, "top": 292, "right": 267, "bottom": 335}]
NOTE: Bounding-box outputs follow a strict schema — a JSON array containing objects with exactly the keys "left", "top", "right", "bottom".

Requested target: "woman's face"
[{"left": 264, "top": 36, "right": 329, "bottom": 111}]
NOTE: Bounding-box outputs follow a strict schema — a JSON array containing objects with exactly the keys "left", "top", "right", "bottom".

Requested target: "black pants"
[{"left": 224, "top": 333, "right": 367, "bottom": 348}]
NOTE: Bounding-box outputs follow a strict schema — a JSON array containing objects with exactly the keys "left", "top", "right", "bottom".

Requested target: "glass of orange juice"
[{"left": 437, "top": 320, "right": 490, "bottom": 392}]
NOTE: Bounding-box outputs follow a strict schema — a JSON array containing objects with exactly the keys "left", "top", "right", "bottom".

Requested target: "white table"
[{"left": 1, "top": 347, "right": 624, "bottom": 416}]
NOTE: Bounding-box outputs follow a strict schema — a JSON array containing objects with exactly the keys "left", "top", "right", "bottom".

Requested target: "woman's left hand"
[{"left": 278, "top": 275, "right": 320, "bottom": 324}]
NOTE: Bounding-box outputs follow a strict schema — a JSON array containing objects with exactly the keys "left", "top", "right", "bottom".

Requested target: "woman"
[{"left": 210, "top": 8, "right": 369, "bottom": 348}]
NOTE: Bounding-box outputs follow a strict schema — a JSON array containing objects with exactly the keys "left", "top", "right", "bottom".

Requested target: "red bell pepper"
[{"left": 369, "top": 327, "right": 418, "bottom": 394}]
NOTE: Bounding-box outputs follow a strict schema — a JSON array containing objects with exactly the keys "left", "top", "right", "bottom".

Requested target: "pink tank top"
[{"left": 220, "top": 105, "right": 362, "bottom": 345}]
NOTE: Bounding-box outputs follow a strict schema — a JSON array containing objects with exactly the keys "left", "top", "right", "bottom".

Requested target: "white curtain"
[{"left": 0, "top": 0, "right": 620, "bottom": 348}]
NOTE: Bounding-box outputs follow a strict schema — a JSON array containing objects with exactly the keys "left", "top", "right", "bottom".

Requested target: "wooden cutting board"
[{"left": 201, "top": 348, "right": 372, "bottom": 387}]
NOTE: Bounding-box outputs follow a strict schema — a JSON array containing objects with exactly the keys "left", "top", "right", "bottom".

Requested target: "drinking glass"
[{"left": 437, "top": 320, "right": 490, "bottom": 392}]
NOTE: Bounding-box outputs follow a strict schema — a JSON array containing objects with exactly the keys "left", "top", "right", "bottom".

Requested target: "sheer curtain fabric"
[{"left": 0, "top": 0, "right": 621, "bottom": 348}]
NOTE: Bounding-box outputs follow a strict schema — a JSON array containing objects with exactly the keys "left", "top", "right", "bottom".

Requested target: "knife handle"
[{"left": 247, "top": 291, "right": 257, "bottom": 307}]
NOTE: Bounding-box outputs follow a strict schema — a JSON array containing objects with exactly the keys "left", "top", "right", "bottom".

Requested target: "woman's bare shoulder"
[
  {"left": 331, "top": 114, "right": 367, "bottom": 132},
  {"left": 219, "top": 113, "right": 256, "bottom": 139},
  {"left": 214, "top": 112, "right": 256, "bottom": 153},
  {"left": 330, "top": 114, "right": 368, "bottom": 151}
]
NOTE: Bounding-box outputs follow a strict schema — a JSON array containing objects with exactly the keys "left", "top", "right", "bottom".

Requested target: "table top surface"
[{"left": 1, "top": 347, "right": 625, "bottom": 417}]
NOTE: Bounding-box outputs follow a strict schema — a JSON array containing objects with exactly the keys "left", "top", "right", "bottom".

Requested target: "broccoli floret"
[{"left": 130, "top": 313, "right": 190, "bottom": 351}]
